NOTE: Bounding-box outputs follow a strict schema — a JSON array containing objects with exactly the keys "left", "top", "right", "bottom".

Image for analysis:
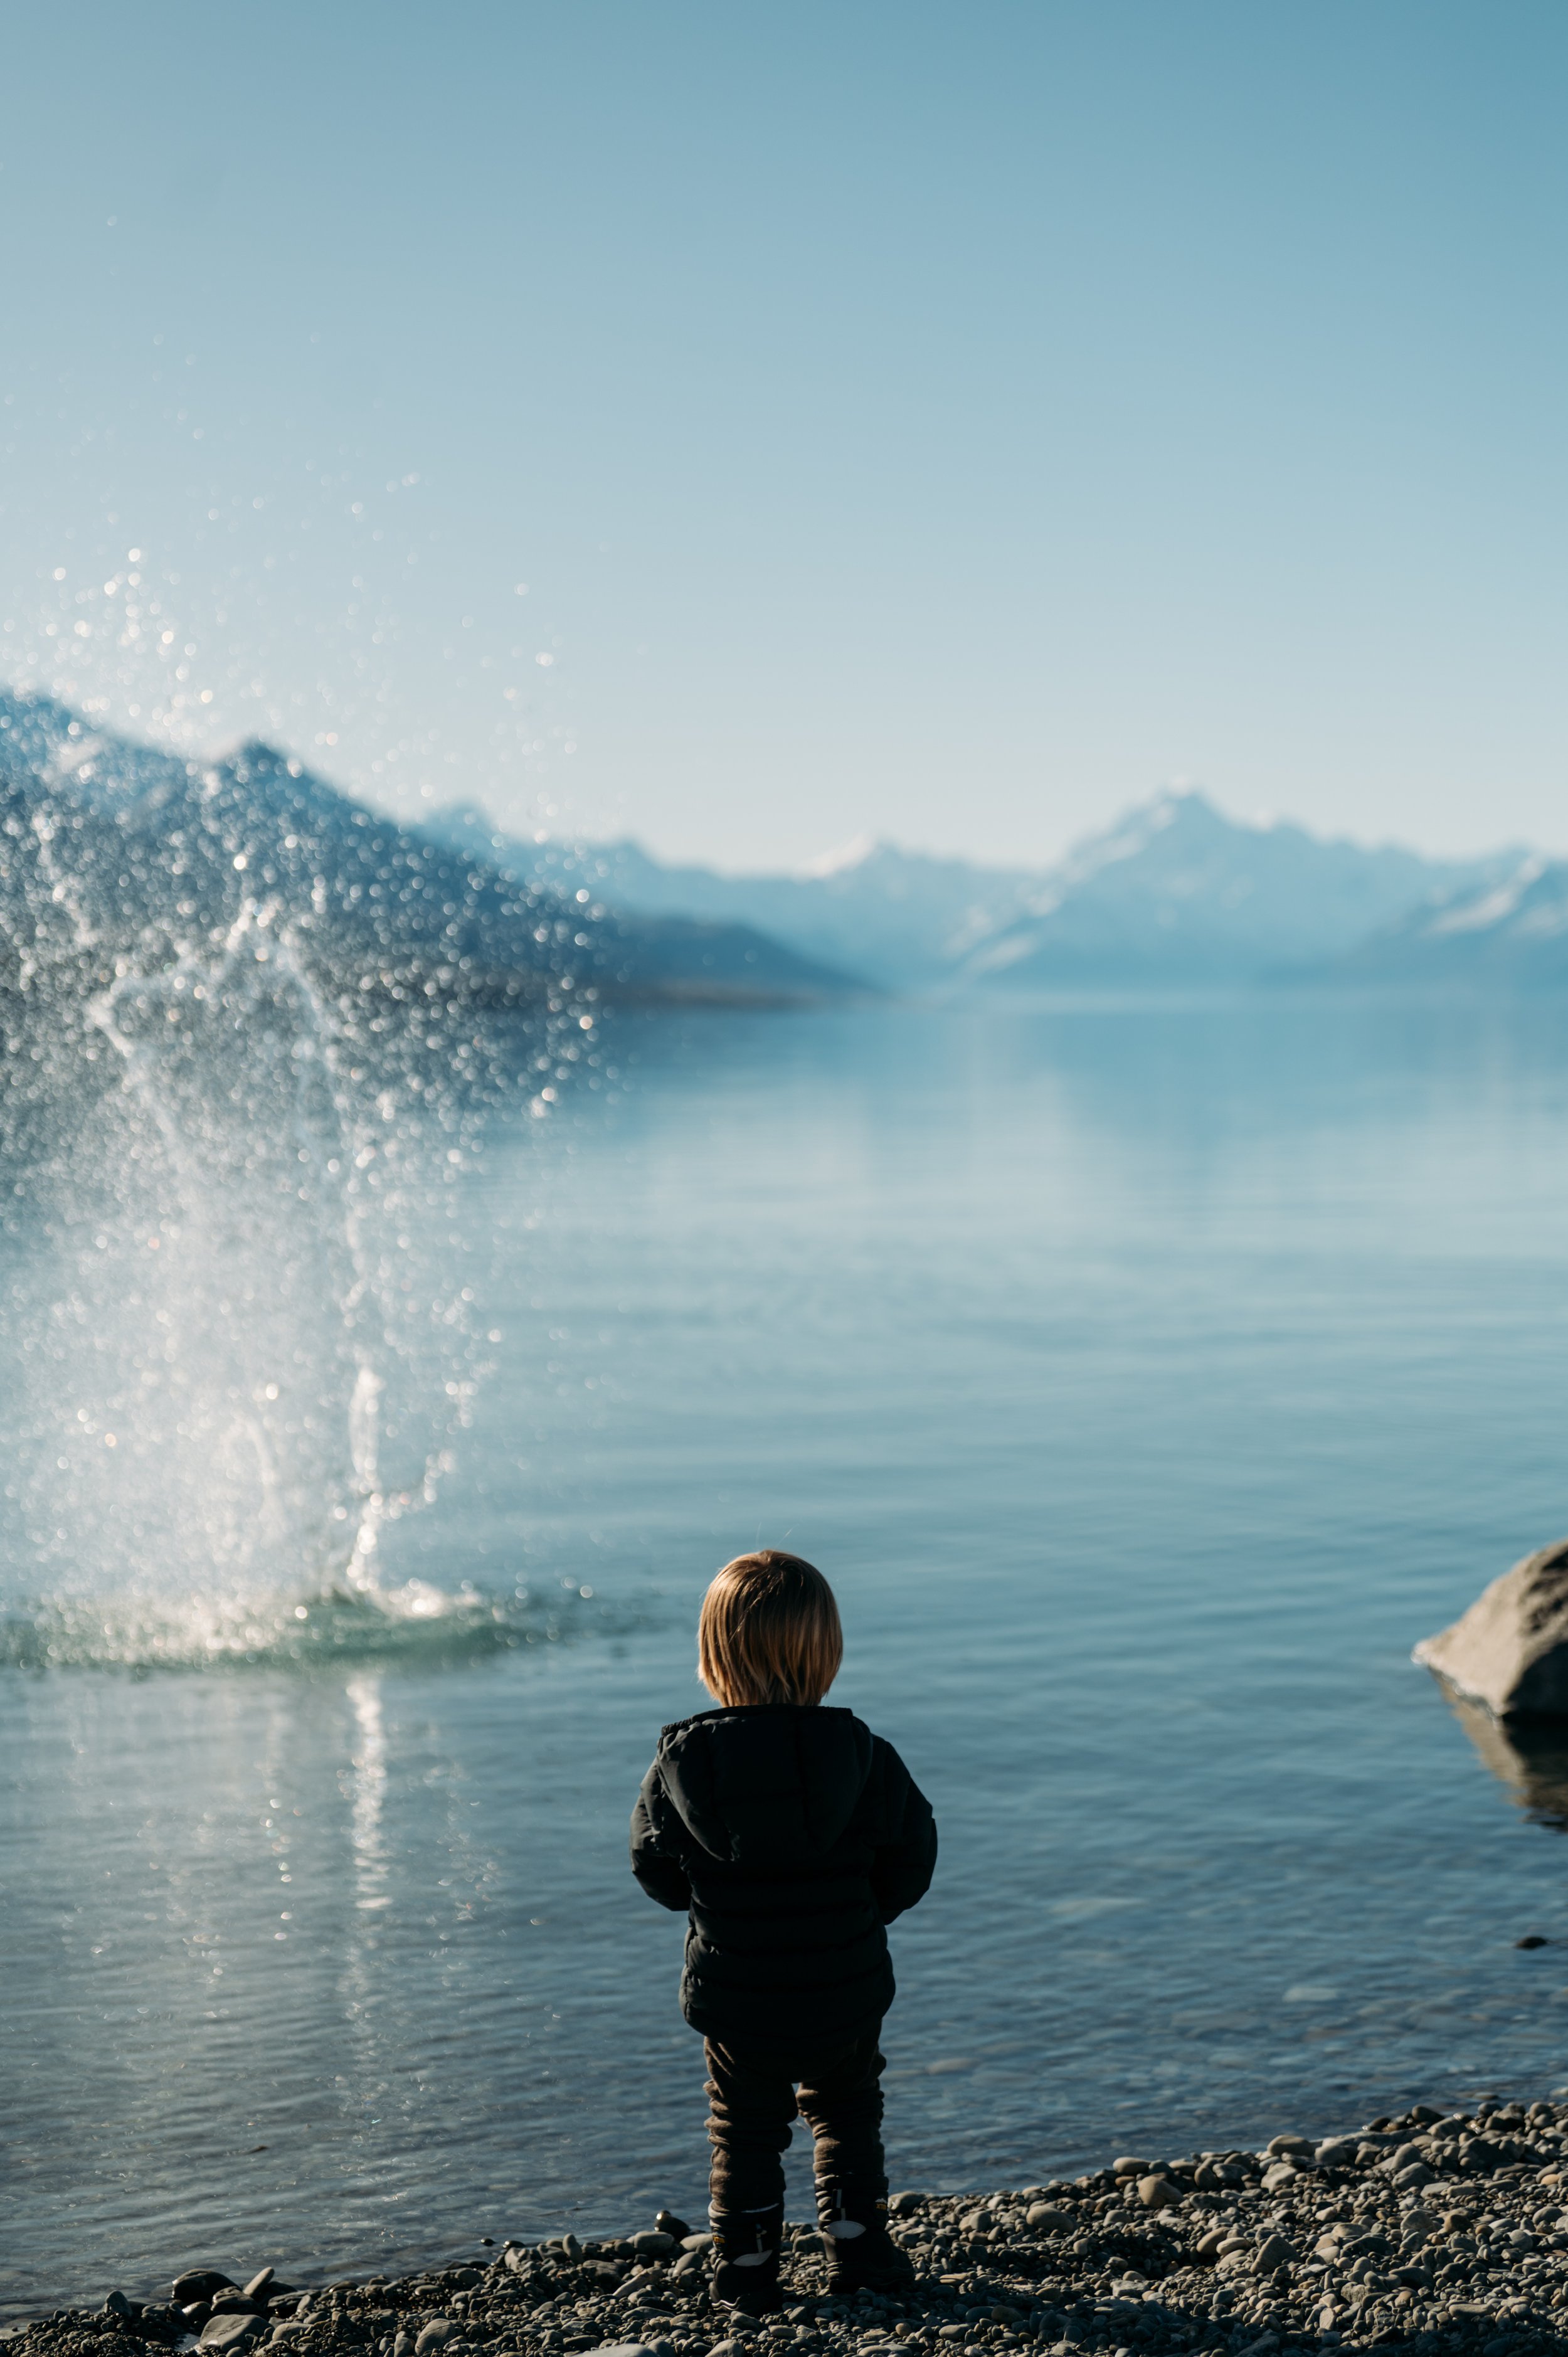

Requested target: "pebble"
[
  {"left": 198, "top": 2318, "right": 265, "bottom": 2350},
  {"left": 19, "top": 2095, "right": 1568, "bottom": 2357}
]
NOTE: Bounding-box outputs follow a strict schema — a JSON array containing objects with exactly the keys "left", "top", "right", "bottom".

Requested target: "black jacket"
[{"left": 630, "top": 1702, "right": 936, "bottom": 2046}]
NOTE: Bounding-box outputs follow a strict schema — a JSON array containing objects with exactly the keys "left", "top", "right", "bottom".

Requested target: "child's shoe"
[
  {"left": 815, "top": 2178, "right": 916, "bottom": 2297},
  {"left": 709, "top": 2202, "right": 785, "bottom": 2317}
]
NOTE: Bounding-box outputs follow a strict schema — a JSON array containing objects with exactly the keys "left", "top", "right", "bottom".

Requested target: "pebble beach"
[{"left": 14, "top": 2098, "right": 1568, "bottom": 2357}]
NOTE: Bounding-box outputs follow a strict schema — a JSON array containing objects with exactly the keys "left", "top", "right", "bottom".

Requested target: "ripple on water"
[{"left": 0, "top": 1576, "right": 654, "bottom": 1672}]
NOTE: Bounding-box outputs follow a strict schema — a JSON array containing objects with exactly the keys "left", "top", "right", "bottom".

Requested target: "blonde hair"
[{"left": 697, "top": 1551, "right": 844, "bottom": 1708}]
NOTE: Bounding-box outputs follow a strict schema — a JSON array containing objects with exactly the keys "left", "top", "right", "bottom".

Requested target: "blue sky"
[{"left": 2, "top": 1, "right": 1566, "bottom": 869}]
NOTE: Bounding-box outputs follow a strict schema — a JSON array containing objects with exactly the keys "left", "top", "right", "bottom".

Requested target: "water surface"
[{"left": 7, "top": 996, "right": 1568, "bottom": 2313}]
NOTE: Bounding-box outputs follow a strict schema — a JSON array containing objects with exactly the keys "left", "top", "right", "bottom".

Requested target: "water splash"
[
  {"left": 0, "top": 692, "right": 647, "bottom": 1670},
  {"left": 0, "top": 899, "right": 540, "bottom": 1669}
]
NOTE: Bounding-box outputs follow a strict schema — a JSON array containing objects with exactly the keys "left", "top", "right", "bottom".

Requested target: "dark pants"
[{"left": 703, "top": 2028, "right": 886, "bottom": 2218}]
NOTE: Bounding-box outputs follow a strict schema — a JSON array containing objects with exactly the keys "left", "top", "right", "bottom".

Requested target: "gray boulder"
[{"left": 1416, "top": 1540, "right": 1568, "bottom": 1719}]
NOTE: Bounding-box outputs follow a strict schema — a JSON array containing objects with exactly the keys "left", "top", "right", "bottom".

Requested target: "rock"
[
  {"left": 1265, "top": 2136, "right": 1312, "bottom": 2156},
  {"left": 588, "top": 2348, "right": 659, "bottom": 2357},
  {"left": 208, "top": 2297, "right": 267, "bottom": 2318},
  {"left": 1394, "top": 2161, "right": 1434, "bottom": 2188},
  {"left": 243, "top": 2274, "right": 276, "bottom": 2302},
  {"left": 175, "top": 2275, "right": 239, "bottom": 2305},
  {"left": 1136, "top": 2175, "right": 1182, "bottom": 2208},
  {"left": 1517, "top": 1934, "right": 1550, "bottom": 1949},
  {"left": 679, "top": 2233, "right": 713, "bottom": 2252},
  {"left": 625, "top": 2280, "right": 670, "bottom": 2307},
  {"left": 630, "top": 2232, "right": 675, "bottom": 2258},
  {"left": 1415, "top": 1540, "right": 1568, "bottom": 1718},
  {"left": 415, "top": 2323, "right": 455, "bottom": 2356},
  {"left": 1025, "top": 2204, "right": 1071, "bottom": 2233},
  {"left": 654, "top": 2212, "right": 693, "bottom": 2242},
  {"left": 1315, "top": 2138, "right": 1359, "bottom": 2168},
  {"left": 200, "top": 2319, "right": 267, "bottom": 2351},
  {"left": 889, "top": 2193, "right": 923, "bottom": 2217},
  {"left": 1261, "top": 2162, "right": 1301, "bottom": 2190},
  {"left": 1254, "top": 2235, "right": 1294, "bottom": 2275},
  {"left": 1111, "top": 2158, "right": 1149, "bottom": 2178},
  {"left": 103, "top": 2294, "right": 138, "bottom": 2320}
]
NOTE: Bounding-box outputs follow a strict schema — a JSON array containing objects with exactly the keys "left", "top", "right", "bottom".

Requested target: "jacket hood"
[{"left": 655, "top": 1704, "right": 875, "bottom": 1865}]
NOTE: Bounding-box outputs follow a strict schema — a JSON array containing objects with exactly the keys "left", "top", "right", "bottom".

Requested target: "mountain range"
[
  {"left": 0, "top": 693, "right": 857, "bottom": 1022},
  {"left": 425, "top": 791, "right": 1537, "bottom": 992},
  {"left": 1, "top": 689, "right": 1560, "bottom": 1017},
  {"left": 1332, "top": 855, "right": 1568, "bottom": 987}
]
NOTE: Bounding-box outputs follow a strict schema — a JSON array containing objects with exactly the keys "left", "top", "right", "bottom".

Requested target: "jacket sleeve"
[
  {"left": 630, "top": 1763, "right": 692, "bottom": 1913},
  {"left": 869, "top": 1744, "right": 938, "bottom": 1923}
]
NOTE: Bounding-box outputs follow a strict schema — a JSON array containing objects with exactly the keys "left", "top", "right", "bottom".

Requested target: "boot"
[
  {"left": 816, "top": 2177, "right": 916, "bottom": 2297},
  {"left": 709, "top": 2201, "right": 785, "bottom": 2317}
]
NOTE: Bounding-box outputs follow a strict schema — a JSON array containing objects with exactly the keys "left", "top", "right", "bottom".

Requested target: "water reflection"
[
  {"left": 347, "top": 1675, "right": 391, "bottom": 1910},
  {"left": 1448, "top": 1692, "right": 1568, "bottom": 1831}
]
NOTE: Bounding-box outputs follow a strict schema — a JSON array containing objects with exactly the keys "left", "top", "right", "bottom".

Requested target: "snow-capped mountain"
[
  {"left": 428, "top": 790, "right": 1505, "bottom": 991},
  {"left": 421, "top": 805, "right": 1039, "bottom": 988},
  {"left": 1332, "top": 854, "right": 1568, "bottom": 987},
  {"left": 958, "top": 790, "right": 1503, "bottom": 985}
]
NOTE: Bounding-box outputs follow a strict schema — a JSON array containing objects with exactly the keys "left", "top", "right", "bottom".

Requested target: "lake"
[{"left": 7, "top": 992, "right": 1568, "bottom": 2316}]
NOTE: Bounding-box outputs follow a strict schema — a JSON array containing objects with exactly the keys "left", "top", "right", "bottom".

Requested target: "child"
[{"left": 630, "top": 1550, "right": 937, "bottom": 2316}]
